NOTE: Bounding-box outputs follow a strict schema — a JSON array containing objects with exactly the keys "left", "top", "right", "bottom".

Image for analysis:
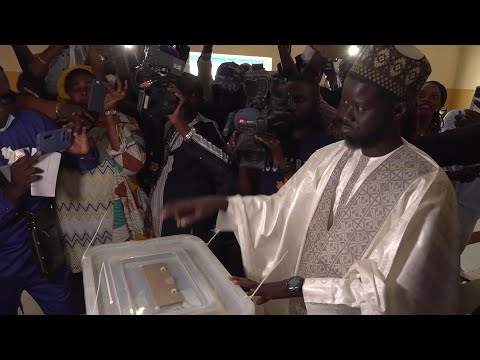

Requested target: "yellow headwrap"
[{"left": 56, "top": 65, "right": 94, "bottom": 103}]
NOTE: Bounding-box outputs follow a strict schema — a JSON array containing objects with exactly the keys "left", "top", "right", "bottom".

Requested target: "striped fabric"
[{"left": 56, "top": 112, "right": 151, "bottom": 273}]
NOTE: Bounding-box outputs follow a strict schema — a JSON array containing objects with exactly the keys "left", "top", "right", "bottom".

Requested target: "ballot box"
[{"left": 82, "top": 235, "right": 255, "bottom": 315}]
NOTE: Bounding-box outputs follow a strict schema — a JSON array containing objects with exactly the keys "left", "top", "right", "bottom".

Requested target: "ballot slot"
[{"left": 108, "top": 249, "right": 217, "bottom": 315}]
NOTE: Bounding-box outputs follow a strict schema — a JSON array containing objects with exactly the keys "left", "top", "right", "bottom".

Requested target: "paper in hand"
[{"left": 30, "top": 148, "right": 61, "bottom": 197}]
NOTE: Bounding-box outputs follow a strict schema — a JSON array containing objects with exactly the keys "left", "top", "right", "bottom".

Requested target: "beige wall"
[
  {"left": 0, "top": 45, "right": 48, "bottom": 72},
  {"left": 416, "top": 45, "right": 460, "bottom": 89},
  {"left": 0, "top": 44, "right": 477, "bottom": 109},
  {"left": 454, "top": 46, "right": 480, "bottom": 90},
  {"left": 415, "top": 45, "right": 475, "bottom": 110}
]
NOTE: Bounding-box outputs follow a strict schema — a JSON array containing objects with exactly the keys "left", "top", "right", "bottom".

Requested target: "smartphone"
[
  {"left": 36, "top": 128, "right": 71, "bottom": 153},
  {"left": 88, "top": 80, "right": 107, "bottom": 113}
]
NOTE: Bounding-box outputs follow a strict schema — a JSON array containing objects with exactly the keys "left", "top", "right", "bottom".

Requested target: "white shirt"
[
  {"left": 217, "top": 140, "right": 460, "bottom": 314},
  {"left": 442, "top": 110, "right": 480, "bottom": 250}
]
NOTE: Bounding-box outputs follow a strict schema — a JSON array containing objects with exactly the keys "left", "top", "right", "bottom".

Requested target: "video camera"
[
  {"left": 223, "top": 64, "right": 295, "bottom": 169},
  {"left": 135, "top": 45, "right": 186, "bottom": 118}
]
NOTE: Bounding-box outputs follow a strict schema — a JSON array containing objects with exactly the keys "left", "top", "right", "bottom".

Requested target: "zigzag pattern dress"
[{"left": 55, "top": 113, "right": 151, "bottom": 273}]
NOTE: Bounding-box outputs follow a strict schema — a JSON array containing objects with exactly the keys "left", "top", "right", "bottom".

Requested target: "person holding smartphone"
[
  {"left": 0, "top": 65, "right": 90, "bottom": 315},
  {"left": 54, "top": 66, "right": 151, "bottom": 313}
]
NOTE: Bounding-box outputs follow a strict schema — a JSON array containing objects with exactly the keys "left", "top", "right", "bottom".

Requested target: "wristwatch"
[{"left": 287, "top": 276, "right": 304, "bottom": 297}]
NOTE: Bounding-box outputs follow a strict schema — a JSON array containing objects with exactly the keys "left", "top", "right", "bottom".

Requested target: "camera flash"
[{"left": 348, "top": 46, "right": 360, "bottom": 57}]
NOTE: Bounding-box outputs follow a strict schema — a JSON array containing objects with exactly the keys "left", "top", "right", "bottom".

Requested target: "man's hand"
[
  {"left": 88, "top": 45, "right": 114, "bottom": 79},
  {"left": 4, "top": 152, "right": 43, "bottom": 201},
  {"left": 456, "top": 102, "right": 480, "bottom": 128},
  {"left": 302, "top": 50, "right": 328, "bottom": 81},
  {"left": 88, "top": 45, "right": 113, "bottom": 63},
  {"left": 167, "top": 84, "right": 187, "bottom": 126},
  {"left": 254, "top": 134, "right": 285, "bottom": 167},
  {"left": 167, "top": 83, "right": 185, "bottom": 101},
  {"left": 201, "top": 45, "right": 214, "bottom": 61},
  {"left": 104, "top": 76, "right": 128, "bottom": 112},
  {"left": 66, "top": 127, "right": 90, "bottom": 156},
  {"left": 162, "top": 196, "right": 228, "bottom": 228},
  {"left": 175, "top": 45, "right": 191, "bottom": 63},
  {"left": 229, "top": 276, "right": 290, "bottom": 305}
]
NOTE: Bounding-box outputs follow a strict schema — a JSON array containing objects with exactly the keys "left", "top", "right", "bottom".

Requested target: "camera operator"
[
  {"left": 148, "top": 73, "right": 244, "bottom": 276},
  {"left": 199, "top": 58, "right": 247, "bottom": 133},
  {"left": 278, "top": 46, "right": 344, "bottom": 109},
  {"left": 150, "top": 73, "right": 236, "bottom": 238},
  {"left": 234, "top": 74, "right": 336, "bottom": 196}
]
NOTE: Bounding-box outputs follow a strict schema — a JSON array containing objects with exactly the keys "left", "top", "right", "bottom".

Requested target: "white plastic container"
[{"left": 82, "top": 235, "right": 255, "bottom": 315}]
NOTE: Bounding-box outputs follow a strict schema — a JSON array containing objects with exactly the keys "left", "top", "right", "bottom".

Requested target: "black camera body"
[
  {"left": 224, "top": 65, "right": 294, "bottom": 169},
  {"left": 135, "top": 46, "right": 185, "bottom": 117}
]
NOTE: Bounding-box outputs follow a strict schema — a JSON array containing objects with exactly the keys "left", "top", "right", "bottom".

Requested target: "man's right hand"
[
  {"left": 456, "top": 101, "right": 480, "bottom": 128},
  {"left": 201, "top": 44, "right": 213, "bottom": 55},
  {"left": 4, "top": 152, "right": 43, "bottom": 202},
  {"left": 254, "top": 134, "right": 284, "bottom": 167},
  {"left": 162, "top": 196, "right": 228, "bottom": 228}
]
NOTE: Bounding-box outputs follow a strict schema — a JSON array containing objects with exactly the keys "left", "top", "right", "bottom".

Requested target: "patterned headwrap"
[
  {"left": 349, "top": 45, "right": 431, "bottom": 100},
  {"left": 56, "top": 65, "right": 94, "bottom": 103}
]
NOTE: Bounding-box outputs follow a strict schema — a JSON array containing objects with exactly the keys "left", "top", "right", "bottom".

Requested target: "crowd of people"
[{"left": 1, "top": 44, "right": 480, "bottom": 315}]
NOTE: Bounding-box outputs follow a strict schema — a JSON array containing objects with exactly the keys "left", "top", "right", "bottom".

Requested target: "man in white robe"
[{"left": 163, "top": 45, "right": 461, "bottom": 315}]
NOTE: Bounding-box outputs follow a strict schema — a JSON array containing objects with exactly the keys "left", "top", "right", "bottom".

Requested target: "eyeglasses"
[{"left": 0, "top": 92, "right": 16, "bottom": 106}]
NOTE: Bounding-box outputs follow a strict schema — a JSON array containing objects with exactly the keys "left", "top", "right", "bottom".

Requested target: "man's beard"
[{"left": 344, "top": 134, "right": 362, "bottom": 149}]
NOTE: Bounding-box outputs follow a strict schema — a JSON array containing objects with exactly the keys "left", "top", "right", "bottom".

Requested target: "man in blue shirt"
[{"left": 0, "top": 65, "right": 92, "bottom": 314}]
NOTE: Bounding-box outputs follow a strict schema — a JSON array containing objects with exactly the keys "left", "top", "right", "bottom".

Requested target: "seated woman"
[
  {"left": 416, "top": 80, "right": 447, "bottom": 137},
  {"left": 54, "top": 66, "right": 151, "bottom": 310}
]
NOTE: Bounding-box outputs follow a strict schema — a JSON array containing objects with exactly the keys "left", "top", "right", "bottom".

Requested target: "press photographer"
[
  {"left": 148, "top": 69, "right": 235, "bottom": 236},
  {"left": 130, "top": 45, "right": 186, "bottom": 193},
  {"left": 231, "top": 73, "right": 336, "bottom": 195},
  {"left": 0, "top": 65, "right": 95, "bottom": 315},
  {"left": 199, "top": 59, "right": 248, "bottom": 132},
  {"left": 224, "top": 64, "right": 295, "bottom": 170},
  {"left": 146, "top": 69, "right": 244, "bottom": 275}
]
